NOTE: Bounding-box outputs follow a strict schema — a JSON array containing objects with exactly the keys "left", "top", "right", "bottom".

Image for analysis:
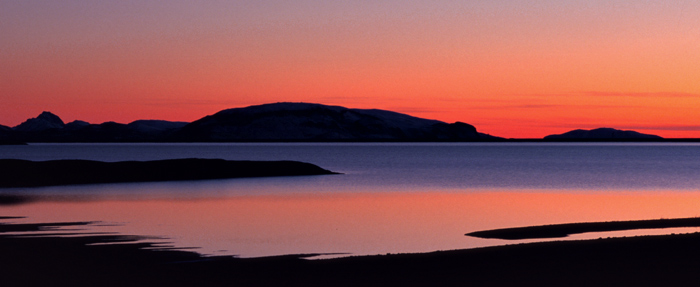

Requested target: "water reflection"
[{"left": 3, "top": 189, "right": 700, "bottom": 257}]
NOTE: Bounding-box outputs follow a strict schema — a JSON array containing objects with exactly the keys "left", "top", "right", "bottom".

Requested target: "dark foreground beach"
[
  {"left": 3, "top": 218, "right": 700, "bottom": 287},
  {"left": 3, "top": 158, "right": 699, "bottom": 286}
]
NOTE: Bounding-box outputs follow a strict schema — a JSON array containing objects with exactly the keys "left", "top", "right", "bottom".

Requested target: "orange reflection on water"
[{"left": 4, "top": 190, "right": 700, "bottom": 257}]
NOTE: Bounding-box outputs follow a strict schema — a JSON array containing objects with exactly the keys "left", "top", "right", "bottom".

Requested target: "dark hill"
[
  {"left": 173, "top": 102, "right": 498, "bottom": 141},
  {"left": 544, "top": 128, "right": 662, "bottom": 140}
]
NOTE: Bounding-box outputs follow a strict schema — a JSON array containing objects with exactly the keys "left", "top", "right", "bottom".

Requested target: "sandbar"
[{"left": 466, "top": 217, "right": 700, "bottom": 239}]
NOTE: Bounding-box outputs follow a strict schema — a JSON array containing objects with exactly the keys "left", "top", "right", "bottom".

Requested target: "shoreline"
[
  {"left": 3, "top": 218, "right": 700, "bottom": 286},
  {"left": 10, "top": 137, "right": 700, "bottom": 143}
]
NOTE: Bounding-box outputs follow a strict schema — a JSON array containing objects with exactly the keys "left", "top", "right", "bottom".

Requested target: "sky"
[{"left": 2, "top": 0, "right": 700, "bottom": 138}]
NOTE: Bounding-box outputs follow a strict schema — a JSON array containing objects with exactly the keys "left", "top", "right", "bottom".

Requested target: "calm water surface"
[{"left": 1, "top": 143, "right": 700, "bottom": 257}]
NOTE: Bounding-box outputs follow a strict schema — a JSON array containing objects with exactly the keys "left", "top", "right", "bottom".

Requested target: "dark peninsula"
[
  {"left": 0, "top": 159, "right": 338, "bottom": 188},
  {"left": 466, "top": 217, "right": 700, "bottom": 240}
]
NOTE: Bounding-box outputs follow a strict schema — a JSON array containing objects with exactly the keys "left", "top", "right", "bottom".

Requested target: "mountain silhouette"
[
  {"left": 13, "top": 111, "right": 65, "bottom": 132},
  {"left": 2, "top": 105, "right": 680, "bottom": 142},
  {"left": 544, "top": 128, "right": 662, "bottom": 140},
  {"left": 7, "top": 114, "right": 187, "bottom": 142},
  {"left": 2, "top": 104, "right": 499, "bottom": 142}
]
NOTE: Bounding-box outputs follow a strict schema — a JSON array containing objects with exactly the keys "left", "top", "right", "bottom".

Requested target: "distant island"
[
  {"left": 544, "top": 128, "right": 663, "bottom": 141},
  {"left": 0, "top": 159, "right": 338, "bottom": 188},
  {"left": 1, "top": 102, "right": 690, "bottom": 142}
]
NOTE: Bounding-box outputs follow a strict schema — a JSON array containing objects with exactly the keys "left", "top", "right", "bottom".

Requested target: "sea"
[{"left": 2, "top": 142, "right": 700, "bottom": 258}]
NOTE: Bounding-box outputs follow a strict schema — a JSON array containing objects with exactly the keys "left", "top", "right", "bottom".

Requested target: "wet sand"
[
  {"left": 3, "top": 219, "right": 700, "bottom": 286},
  {"left": 0, "top": 159, "right": 338, "bottom": 187}
]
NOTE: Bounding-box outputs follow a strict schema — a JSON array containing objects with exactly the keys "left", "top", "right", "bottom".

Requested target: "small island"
[
  {"left": 543, "top": 127, "right": 663, "bottom": 141},
  {"left": 0, "top": 158, "right": 338, "bottom": 188}
]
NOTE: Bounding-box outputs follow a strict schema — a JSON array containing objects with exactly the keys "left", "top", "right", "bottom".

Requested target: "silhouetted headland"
[
  {"left": 0, "top": 159, "right": 338, "bottom": 188},
  {"left": 466, "top": 217, "right": 700, "bottom": 240},
  {"left": 4, "top": 218, "right": 700, "bottom": 286}
]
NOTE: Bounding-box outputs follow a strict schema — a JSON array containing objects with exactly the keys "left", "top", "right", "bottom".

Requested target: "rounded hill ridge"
[
  {"left": 174, "top": 102, "right": 493, "bottom": 141},
  {"left": 544, "top": 128, "right": 663, "bottom": 140}
]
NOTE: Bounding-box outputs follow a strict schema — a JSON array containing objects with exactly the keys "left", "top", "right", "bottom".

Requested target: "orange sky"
[{"left": 2, "top": 1, "right": 700, "bottom": 138}]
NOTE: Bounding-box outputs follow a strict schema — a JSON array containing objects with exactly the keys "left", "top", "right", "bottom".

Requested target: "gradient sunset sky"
[{"left": 2, "top": 1, "right": 699, "bottom": 138}]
